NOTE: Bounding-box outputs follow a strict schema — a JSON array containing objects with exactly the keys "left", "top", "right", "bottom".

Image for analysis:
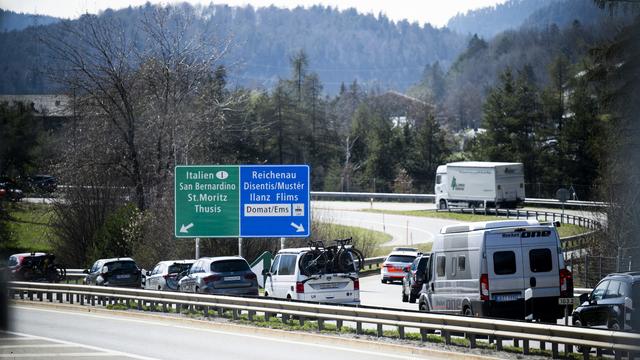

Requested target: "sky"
[{"left": 0, "top": 0, "right": 508, "bottom": 27}]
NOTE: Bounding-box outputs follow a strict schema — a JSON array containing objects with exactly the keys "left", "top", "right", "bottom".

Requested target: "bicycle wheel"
[
  {"left": 298, "top": 250, "right": 327, "bottom": 276},
  {"left": 338, "top": 247, "right": 364, "bottom": 272}
]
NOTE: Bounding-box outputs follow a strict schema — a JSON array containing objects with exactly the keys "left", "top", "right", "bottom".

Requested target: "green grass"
[
  {"left": 314, "top": 222, "right": 392, "bottom": 258},
  {"left": 3, "top": 202, "right": 56, "bottom": 252},
  {"left": 361, "top": 209, "right": 591, "bottom": 239}
]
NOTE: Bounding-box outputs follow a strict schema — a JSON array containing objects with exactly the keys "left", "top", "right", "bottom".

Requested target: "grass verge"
[{"left": 3, "top": 202, "right": 56, "bottom": 253}]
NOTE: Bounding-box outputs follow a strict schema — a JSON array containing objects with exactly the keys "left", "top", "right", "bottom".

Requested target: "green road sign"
[{"left": 174, "top": 165, "right": 240, "bottom": 238}]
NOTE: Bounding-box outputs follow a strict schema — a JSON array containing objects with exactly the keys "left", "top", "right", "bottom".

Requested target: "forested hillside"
[
  {"left": 0, "top": 3, "right": 467, "bottom": 95},
  {"left": 0, "top": 9, "right": 60, "bottom": 32}
]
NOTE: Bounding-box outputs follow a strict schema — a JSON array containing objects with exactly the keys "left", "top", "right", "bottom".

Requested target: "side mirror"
[
  {"left": 145, "top": 270, "right": 151, "bottom": 276},
  {"left": 579, "top": 293, "right": 589, "bottom": 304}
]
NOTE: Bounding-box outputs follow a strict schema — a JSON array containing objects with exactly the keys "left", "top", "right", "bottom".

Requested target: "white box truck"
[{"left": 435, "top": 161, "right": 525, "bottom": 209}]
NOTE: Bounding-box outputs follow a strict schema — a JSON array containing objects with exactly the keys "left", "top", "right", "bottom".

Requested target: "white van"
[
  {"left": 418, "top": 220, "right": 573, "bottom": 322},
  {"left": 263, "top": 247, "right": 360, "bottom": 305}
]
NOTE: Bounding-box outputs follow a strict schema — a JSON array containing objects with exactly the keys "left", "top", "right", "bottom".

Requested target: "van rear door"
[
  {"left": 486, "top": 231, "right": 525, "bottom": 302},
  {"left": 520, "top": 228, "right": 560, "bottom": 298}
]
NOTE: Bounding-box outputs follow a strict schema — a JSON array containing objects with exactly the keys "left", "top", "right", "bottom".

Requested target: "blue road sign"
[{"left": 239, "top": 165, "right": 310, "bottom": 237}]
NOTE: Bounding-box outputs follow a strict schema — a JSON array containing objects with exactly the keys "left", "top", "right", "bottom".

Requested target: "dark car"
[
  {"left": 84, "top": 258, "right": 142, "bottom": 288},
  {"left": 402, "top": 253, "right": 429, "bottom": 303},
  {"left": 28, "top": 175, "right": 57, "bottom": 194},
  {"left": 572, "top": 272, "right": 640, "bottom": 332},
  {"left": 0, "top": 177, "right": 24, "bottom": 202},
  {"left": 6, "top": 253, "right": 66, "bottom": 283},
  {"left": 177, "top": 256, "right": 258, "bottom": 296}
]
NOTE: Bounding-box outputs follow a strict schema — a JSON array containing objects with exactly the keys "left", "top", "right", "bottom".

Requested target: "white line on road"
[
  {"left": 4, "top": 329, "right": 158, "bottom": 360},
  {"left": 0, "top": 344, "right": 76, "bottom": 349},
  {"left": 0, "top": 353, "right": 117, "bottom": 358},
  {"left": 13, "top": 306, "right": 438, "bottom": 360}
]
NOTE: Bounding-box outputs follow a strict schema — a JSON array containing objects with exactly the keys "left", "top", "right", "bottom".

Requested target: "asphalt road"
[
  {"left": 360, "top": 273, "right": 417, "bottom": 311},
  {"left": 312, "top": 203, "right": 460, "bottom": 246},
  {"left": 5, "top": 305, "right": 455, "bottom": 360}
]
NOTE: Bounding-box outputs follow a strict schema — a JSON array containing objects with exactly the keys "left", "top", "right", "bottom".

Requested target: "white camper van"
[
  {"left": 263, "top": 247, "right": 360, "bottom": 305},
  {"left": 435, "top": 161, "right": 525, "bottom": 209},
  {"left": 418, "top": 220, "right": 573, "bottom": 322}
]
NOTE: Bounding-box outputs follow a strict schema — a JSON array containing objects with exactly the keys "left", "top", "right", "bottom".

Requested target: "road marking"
[
  {"left": 0, "top": 344, "right": 76, "bottom": 349},
  {"left": 0, "top": 353, "right": 117, "bottom": 358},
  {"left": 4, "top": 330, "right": 158, "bottom": 360},
  {"left": 14, "top": 306, "right": 435, "bottom": 360}
]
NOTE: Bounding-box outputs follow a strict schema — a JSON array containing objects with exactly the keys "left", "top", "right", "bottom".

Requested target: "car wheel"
[
  {"left": 402, "top": 291, "right": 408, "bottom": 302},
  {"left": 439, "top": 199, "right": 447, "bottom": 210},
  {"left": 381, "top": 279, "right": 387, "bottom": 284},
  {"left": 609, "top": 321, "right": 620, "bottom": 331},
  {"left": 409, "top": 294, "right": 417, "bottom": 303},
  {"left": 463, "top": 306, "right": 473, "bottom": 317},
  {"left": 419, "top": 300, "right": 429, "bottom": 312},
  {"left": 264, "top": 291, "right": 269, "bottom": 297}
]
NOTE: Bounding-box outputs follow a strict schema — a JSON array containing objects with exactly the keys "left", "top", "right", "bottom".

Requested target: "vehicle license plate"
[
  {"left": 224, "top": 276, "right": 240, "bottom": 281},
  {"left": 116, "top": 274, "right": 130, "bottom": 279},
  {"left": 558, "top": 297, "right": 577, "bottom": 305},
  {"left": 494, "top": 293, "right": 520, "bottom": 302},
  {"left": 319, "top": 283, "right": 338, "bottom": 289}
]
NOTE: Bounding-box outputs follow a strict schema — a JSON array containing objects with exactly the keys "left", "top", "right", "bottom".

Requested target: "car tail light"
[
  {"left": 480, "top": 274, "right": 489, "bottom": 301},
  {"left": 203, "top": 274, "right": 221, "bottom": 283},
  {"left": 244, "top": 272, "right": 257, "bottom": 280},
  {"left": 295, "top": 281, "right": 305, "bottom": 293},
  {"left": 560, "top": 268, "right": 573, "bottom": 298},
  {"left": 353, "top": 278, "right": 360, "bottom": 290}
]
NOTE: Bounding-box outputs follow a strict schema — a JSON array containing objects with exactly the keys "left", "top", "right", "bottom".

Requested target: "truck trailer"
[{"left": 435, "top": 161, "right": 525, "bottom": 209}]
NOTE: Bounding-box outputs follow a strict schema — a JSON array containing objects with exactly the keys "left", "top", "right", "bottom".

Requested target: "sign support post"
[{"left": 195, "top": 237, "right": 200, "bottom": 259}]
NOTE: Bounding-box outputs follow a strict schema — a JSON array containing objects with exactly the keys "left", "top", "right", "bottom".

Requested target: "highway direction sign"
[{"left": 175, "top": 165, "right": 310, "bottom": 238}]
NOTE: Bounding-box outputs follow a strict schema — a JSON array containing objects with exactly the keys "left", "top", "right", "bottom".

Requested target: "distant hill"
[
  {"left": 446, "top": 0, "right": 556, "bottom": 39},
  {"left": 0, "top": 3, "right": 468, "bottom": 95},
  {"left": 0, "top": 9, "right": 60, "bottom": 32},
  {"left": 522, "top": 0, "right": 630, "bottom": 29}
]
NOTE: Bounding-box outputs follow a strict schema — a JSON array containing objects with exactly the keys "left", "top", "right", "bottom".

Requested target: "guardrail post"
[
  {"left": 614, "top": 350, "right": 622, "bottom": 360},
  {"left": 232, "top": 309, "right": 239, "bottom": 320},
  {"left": 376, "top": 324, "right": 383, "bottom": 337},
  {"left": 282, "top": 313, "right": 289, "bottom": 324},
  {"left": 565, "top": 343, "right": 573, "bottom": 355},
  {"left": 336, "top": 320, "right": 342, "bottom": 331},
  {"left": 523, "top": 339, "right": 529, "bottom": 354},
  {"left": 218, "top": 307, "right": 224, "bottom": 317},
  {"left": 469, "top": 334, "right": 476, "bottom": 349},
  {"left": 136, "top": 298, "right": 141, "bottom": 310},
  {"left": 398, "top": 326, "right": 404, "bottom": 339},
  {"left": 420, "top": 328, "right": 427, "bottom": 342},
  {"left": 514, "top": 339, "right": 519, "bottom": 348},
  {"left": 357, "top": 322, "right": 363, "bottom": 335},
  {"left": 298, "top": 316, "right": 305, "bottom": 326},
  {"left": 495, "top": 337, "right": 502, "bottom": 351},
  {"left": 58, "top": 292, "right": 63, "bottom": 303},
  {"left": 248, "top": 310, "right": 255, "bottom": 321},
  {"left": 551, "top": 343, "right": 559, "bottom": 358},
  {"left": 318, "top": 318, "right": 325, "bottom": 331},
  {"left": 540, "top": 341, "right": 545, "bottom": 351}
]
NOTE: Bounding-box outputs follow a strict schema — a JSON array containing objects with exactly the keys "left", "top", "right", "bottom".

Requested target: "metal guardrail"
[
  {"left": 8, "top": 281, "right": 638, "bottom": 357},
  {"left": 439, "top": 207, "right": 601, "bottom": 230},
  {"left": 311, "top": 191, "right": 607, "bottom": 208}
]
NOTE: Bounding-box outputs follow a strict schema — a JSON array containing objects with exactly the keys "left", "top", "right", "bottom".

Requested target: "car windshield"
[
  {"left": 211, "top": 260, "right": 249, "bottom": 273},
  {"left": 105, "top": 261, "right": 136, "bottom": 272},
  {"left": 387, "top": 255, "right": 416, "bottom": 263},
  {"left": 168, "top": 263, "right": 193, "bottom": 274}
]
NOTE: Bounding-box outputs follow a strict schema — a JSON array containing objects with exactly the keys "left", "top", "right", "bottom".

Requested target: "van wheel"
[
  {"left": 609, "top": 321, "right": 620, "bottom": 331},
  {"left": 264, "top": 291, "right": 269, "bottom": 297},
  {"left": 402, "top": 292, "right": 408, "bottom": 302},
  {"left": 463, "top": 306, "right": 473, "bottom": 317},
  {"left": 439, "top": 200, "right": 447, "bottom": 210}
]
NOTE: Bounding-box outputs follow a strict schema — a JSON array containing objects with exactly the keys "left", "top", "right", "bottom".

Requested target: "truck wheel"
[{"left": 439, "top": 200, "right": 447, "bottom": 210}]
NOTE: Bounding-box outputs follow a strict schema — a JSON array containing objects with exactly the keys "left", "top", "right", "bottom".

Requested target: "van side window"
[
  {"left": 529, "top": 248, "right": 552, "bottom": 273},
  {"left": 451, "top": 256, "right": 457, "bottom": 276},
  {"left": 458, "top": 256, "right": 466, "bottom": 272},
  {"left": 493, "top": 251, "right": 516, "bottom": 275},
  {"left": 278, "top": 255, "right": 296, "bottom": 276},
  {"left": 270, "top": 255, "right": 280, "bottom": 275},
  {"left": 436, "top": 256, "right": 446, "bottom": 277},
  {"left": 436, "top": 175, "right": 442, "bottom": 185}
]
